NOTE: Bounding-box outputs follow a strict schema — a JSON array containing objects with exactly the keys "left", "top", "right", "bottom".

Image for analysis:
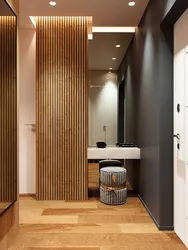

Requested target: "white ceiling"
[
  {"left": 19, "top": 0, "right": 149, "bottom": 70},
  {"left": 89, "top": 33, "right": 133, "bottom": 70},
  {"left": 19, "top": 0, "right": 149, "bottom": 28}
]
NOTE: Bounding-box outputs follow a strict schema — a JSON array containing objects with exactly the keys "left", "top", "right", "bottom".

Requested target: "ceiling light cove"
[
  {"left": 29, "top": 16, "right": 93, "bottom": 41},
  {"left": 92, "top": 27, "right": 135, "bottom": 33},
  {"left": 129, "top": 1, "right": 136, "bottom": 6},
  {"left": 49, "top": 1, "right": 56, "bottom": 6}
]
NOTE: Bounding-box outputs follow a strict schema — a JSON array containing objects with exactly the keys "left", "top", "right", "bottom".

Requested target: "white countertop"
[{"left": 88, "top": 146, "right": 140, "bottom": 159}]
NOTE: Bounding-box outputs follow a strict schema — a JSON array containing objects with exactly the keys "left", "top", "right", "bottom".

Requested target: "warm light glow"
[
  {"left": 112, "top": 58, "right": 116, "bottom": 60},
  {"left": 29, "top": 16, "right": 36, "bottom": 28},
  {"left": 92, "top": 26, "right": 136, "bottom": 33},
  {"left": 90, "top": 85, "right": 104, "bottom": 88},
  {"left": 49, "top": 1, "right": 56, "bottom": 6},
  {"left": 109, "top": 71, "right": 111, "bottom": 74},
  {"left": 128, "top": 1, "right": 136, "bottom": 6},
  {"left": 116, "top": 45, "right": 121, "bottom": 48},
  {"left": 109, "top": 68, "right": 113, "bottom": 70},
  {"left": 29, "top": 16, "right": 93, "bottom": 40}
]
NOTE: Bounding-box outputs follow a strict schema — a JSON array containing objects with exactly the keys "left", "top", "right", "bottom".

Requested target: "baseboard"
[
  {"left": 128, "top": 180, "right": 174, "bottom": 231},
  {"left": 19, "top": 193, "right": 36, "bottom": 198},
  {"left": 138, "top": 195, "right": 174, "bottom": 231}
]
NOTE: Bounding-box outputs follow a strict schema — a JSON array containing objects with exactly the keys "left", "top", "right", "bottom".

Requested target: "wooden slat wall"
[
  {"left": 88, "top": 163, "right": 99, "bottom": 189},
  {"left": 0, "top": 16, "right": 17, "bottom": 202},
  {"left": 0, "top": 3, "right": 18, "bottom": 250},
  {"left": 36, "top": 16, "right": 88, "bottom": 200}
]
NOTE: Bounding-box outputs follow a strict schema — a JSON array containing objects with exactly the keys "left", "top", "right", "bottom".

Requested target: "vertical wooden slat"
[
  {"left": 36, "top": 16, "right": 88, "bottom": 200},
  {"left": 0, "top": 16, "right": 17, "bottom": 203},
  {"left": 0, "top": 0, "right": 18, "bottom": 248},
  {"left": 36, "top": 15, "right": 39, "bottom": 200}
]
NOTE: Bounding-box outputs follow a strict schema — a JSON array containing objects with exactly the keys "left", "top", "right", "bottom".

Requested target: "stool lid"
[{"left": 100, "top": 167, "right": 126, "bottom": 173}]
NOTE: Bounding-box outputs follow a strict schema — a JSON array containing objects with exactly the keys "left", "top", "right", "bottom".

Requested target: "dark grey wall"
[
  {"left": 117, "top": 81, "right": 125, "bottom": 143},
  {"left": 118, "top": 0, "right": 178, "bottom": 229}
]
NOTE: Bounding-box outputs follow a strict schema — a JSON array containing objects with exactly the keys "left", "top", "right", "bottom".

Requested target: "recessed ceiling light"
[
  {"left": 109, "top": 68, "right": 113, "bottom": 70},
  {"left": 112, "top": 58, "right": 116, "bottom": 60},
  {"left": 128, "top": 1, "right": 135, "bottom": 6},
  {"left": 49, "top": 1, "right": 56, "bottom": 6},
  {"left": 116, "top": 45, "right": 121, "bottom": 48}
]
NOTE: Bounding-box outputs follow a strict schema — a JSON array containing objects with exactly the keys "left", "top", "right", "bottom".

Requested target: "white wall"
[
  {"left": 89, "top": 71, "right": 118, "bottom": 146},
  {"left": 19, "top": 29, "right": 36, "bottom": 194},
  {"left": 174, "top": 9, "right": 188, "bottom": 248}
]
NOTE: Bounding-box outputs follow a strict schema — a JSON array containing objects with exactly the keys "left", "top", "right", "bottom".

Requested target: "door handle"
[
  {"left": 174, "top": 133, "right": 180, "bottom": 149},
  {"left": 173, "top": 133, "right": 180, "bottom": 140}
]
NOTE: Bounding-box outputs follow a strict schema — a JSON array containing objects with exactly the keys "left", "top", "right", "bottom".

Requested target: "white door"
[
  {"left": 185, "top": 46, "right": 188, "bottom": 248},
  {"left": 174, "top": 9, "right": 188, "bottom": 247}
]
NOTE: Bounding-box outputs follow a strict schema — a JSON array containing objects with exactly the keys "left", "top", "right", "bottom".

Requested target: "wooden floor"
[{"left": 9, "top": 192, "right": 186, "bottom": 250}]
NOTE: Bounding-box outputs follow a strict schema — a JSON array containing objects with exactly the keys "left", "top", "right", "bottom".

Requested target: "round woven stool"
[
  {"left": 100, "top": 167, "right": 127, "bottom": 205},
  {"left": 100, "top": 185, "right": 127, "bottom": 205},
  {"left": 99, "top": 160, "right": 121, "bottom": 170},
  {"left": 99, "top": 160, "right": 122, "bottom": 186}
]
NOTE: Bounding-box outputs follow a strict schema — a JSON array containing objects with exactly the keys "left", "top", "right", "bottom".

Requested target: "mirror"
[
  {"left": 88, "top": 32, "right": 133, "bottom": 147},
  {"left": 0, "top": 0, "right": 17, "bottom": 216}
]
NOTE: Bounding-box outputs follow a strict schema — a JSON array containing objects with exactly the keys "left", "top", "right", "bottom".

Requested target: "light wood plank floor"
[{"left": 9, "top": 194, "right": 186, "bottom": 250}]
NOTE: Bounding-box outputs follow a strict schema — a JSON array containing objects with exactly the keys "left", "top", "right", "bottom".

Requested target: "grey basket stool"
[
  {"left": 100, "top": 167, "right": 127, "bottom": 205},
  {"left": 99, "top": 159, "right": 121, "bottom": 186},
  {"left": 99, "top": 159, "right": 121, "bottom": 170}
]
